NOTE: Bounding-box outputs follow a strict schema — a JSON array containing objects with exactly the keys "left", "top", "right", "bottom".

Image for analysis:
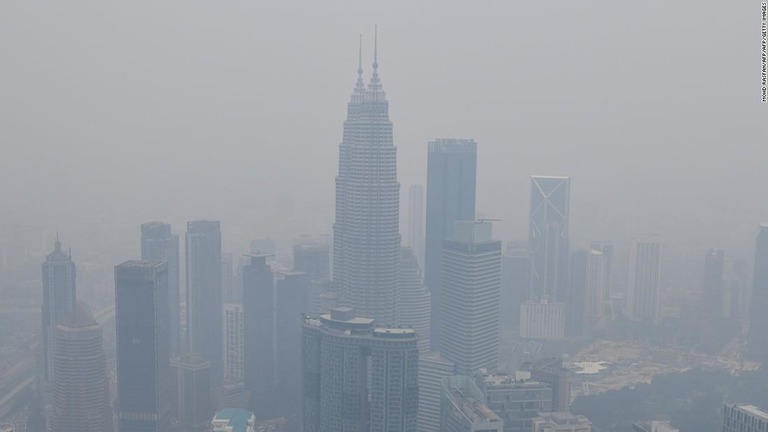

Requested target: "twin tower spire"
[{"left": 354, "top": 26, "right": 384, "bottom": 98}]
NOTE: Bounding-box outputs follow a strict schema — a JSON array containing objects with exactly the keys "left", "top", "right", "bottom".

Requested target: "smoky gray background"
[{"left": 0, "top": 1, "right": 764, "bottom": 301}]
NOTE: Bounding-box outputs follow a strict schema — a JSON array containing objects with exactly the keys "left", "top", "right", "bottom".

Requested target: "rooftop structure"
[
  {"left": 723, "top": 404, "right": 768, "bottom": 432},
  {"left": 441, "top": 375, "right": 503, "bottom": 432},
  {"left": 212, "top": 408, "right": 255, "bottom": 432},
  {"left": 532, "top": 412, "right": 592, "bottom": 432}
]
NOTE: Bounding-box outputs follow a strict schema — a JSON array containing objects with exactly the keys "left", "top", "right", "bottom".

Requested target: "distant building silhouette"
[
  {"left": 568, "top": 249, "right": 608, "bottom": 337},
  {"left": 185, "top": 220, "right": 223, "bottom": 386},
  {"left": 42, "top": 236, "right": 76, "bottom": 383},
  {"left": 242, "top": 254, "right": 274, "bottom": 417},
  {"left": 141, "top": 222, "right": 180, "bottom": 356},
  {"left": 408, "top": 185, "right": 426, "bottom": 266},
  {"left": 293, "top": 237, "right": 330, "bottom": 281},
  {"left": 396, "top": 247, "right": 431, "bottom": 354},
  {"left": 223, "top": 304, "right": 244, "bottom": 385},
  {"left": 275, "top": 271, "right": 311, "bottom": 415},
  {"left": 440, "top": 221, "right": 502, "bottom": 374},
  {"left": 748, "top": 224, "right": 768, "bottom": 360},
  {"left": 332, "top": 35, "right": 401, "bottom": 324},
  {"left": 302, "top": 308, "right": 419, "bottom": 432},
  {"left": 115, "top": 260, "right": 171, "bottom": 432},
  {"left": 424, "top": 139, "right": 477, "bottom": 350},
  {"left": 703, "top": 248, "right": 725, "bottom": 319},
  {"left": 529, "top": 176, "right": 570, "bottom": 303},
  {"left": 500, "top": 244, "right": 533, "bottom": 341},
  {"left": 50, "top": 304, "right": 113, "bottom": 432},
  {"left": 626, "top": 234, "right": 663, "bottom": 324}
]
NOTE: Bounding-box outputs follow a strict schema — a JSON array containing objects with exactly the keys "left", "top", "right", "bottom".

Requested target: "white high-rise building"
[
  {"left": 520, "top": 300, "right": 566, "bottom": 340},
  {"left": 417, "top": 352, "right": 454, "bottom": 432},
  {"left": 626, "top": 234, "right": 663, "bottom": 324},
  {"left": 223, "top": 303, "right": 244, "bottom": 384},
  {"left": 440, "top": 221, "right": 502, "bottom": 374},
  {"left": 584, "top": 250, "right": 608, "bottom": 330},
  {"left": 332, "top": 33, "right": 400, "bottom": 324}
]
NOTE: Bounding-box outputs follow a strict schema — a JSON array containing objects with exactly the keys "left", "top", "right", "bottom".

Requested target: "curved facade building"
[{"left": 50, "top": 304, "right": 113, "bottom": 432}]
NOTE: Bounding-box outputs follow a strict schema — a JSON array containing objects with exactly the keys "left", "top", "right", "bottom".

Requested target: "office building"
[
  {"left": 589, "top": 242, "right": 614, "bottom": 321},
  {"left": 302, "top": 308, "right": 419, "bottom": 432},
  {"left": 332, "top": 36, "right": 401, "bottom": 324},
  {"left": 568, "top": 249, "right": 608, "bottom": 336},
  {"left": 440, "top": 375, "right": 503, "bottom": 432},
  {"left": 418, "top": 352, "right": 455, "bottom": 432},
  {"left": 242, "top": 254, "right": 274, "bottom": 416},
  {"left": 424, "top": 139, "right": 477, "bottom": 349},
  {"left": 396, "top": 247, "right": 431, "bottom": 354},
  {"left": 141, "top": 222, "right": 181, "bottom": 356},
  {"left": 626, "top": 234, "right": 663, "bottom": 324},
  {"left": 115, "top": 260, "right": 171, "bottom": 432},
  {"left": 479, "top": 371, "right": 552, "bottom": 432},
  {"left": 409, "top": 185, "right": 426, "bottom": 266},
  {"left": 186, "top": 220, "right": 223, "bottom": 385},
  {"left": 500, "top": 244, "right": 532, "bottom": 340},
  {"left": 223, "top": 304, "right": 244, "bottom": 384},
  {"left": 212, "top": 408, "right": 255, "bottom": 432},
  {"left": 49, "top": 305, "right": 113, "bottom": 432},
  {"left": 222, "top": 252, "right": 236, "bottom": 304},
  {"left": 723, "top": 404, "right": 768, "bottom": 432},
  {"left": 293, "top": 236, "right": 330, "bottom": 281},
  {"left": 440, "top": 221, "right": 501, "bottom": 374},
  {"left": 519, "top": 300, "right": 565, "bottom": 340},
  {"left": 632, "top": 420, "right": 679, "bottom": 432},
  {"left": 275, "top": 271, "right": 311, "bottom": 414},
  {"left": 532, "top": 412, "right": 591, "bottom": 432},
  {"left": 529, "top": 176, "right": 570, "bottom": 302},
  {"left": 42, "top": 237, "right": 77, "bottom": 383},
  {"left": 702, "top": 248, "right": 725, "bottom": 318},
  {"left": 171, "top": 353, "right": 212, "bottom": 431},
  {"left": 520, "top": 358, "right": 570, "bottom": 412}
]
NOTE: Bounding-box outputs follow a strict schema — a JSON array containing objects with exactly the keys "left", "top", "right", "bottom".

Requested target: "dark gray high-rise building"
[
  {"left": 42, "top": 237, "right": 77, "bottom": 383},
  {"left": 529, "top": 176, "right": 570, "bottom": 302},
  {"left": 703, "top": 248, "right": 725, "bottom": 319},
  {"left": 141, "top": 222, "right": 180, "bottom": 356},
  {"left": 185, "top": 220, "right": 223, "bottom": 386},
  {"left": 332, "top": 35, "right": 401, "bottom": 324},
  {"left": 440, "top": 221, "right": 502, "bottom": 375},
  {"left": 170, "top": 353, "right": 212, "bottom": 431},
  {"left": 424, "top": 139, "right": 477, "bottom": 350},
  {"left": 275, "top": 271, "right": 311, "bottom": 414},
  {"left": 302, "top": 308, "right": 419, "bottom": 432},
  {"left": 50, "top": 304, "right": 113, "bottom": 432},
  {"left": 242, "top": 254, "right": 274, "bottom": 417},
  {"left": 115, "top": 260, "right": 170, "bottom": 432},
  {"left": 293, "top": 237, "right": 330, "bottom": 282},
  {"left": 748, "top": 224, "right": 768, "bottom": 360}
]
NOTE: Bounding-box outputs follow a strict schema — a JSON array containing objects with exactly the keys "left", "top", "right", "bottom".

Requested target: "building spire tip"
[{"left": 373, "top": 25, "right": 379, "bottom": 71}]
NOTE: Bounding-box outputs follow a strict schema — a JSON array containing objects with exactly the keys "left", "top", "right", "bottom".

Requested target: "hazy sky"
[{"left": 1, "top": 1, "right": 764, "bottom": 287}]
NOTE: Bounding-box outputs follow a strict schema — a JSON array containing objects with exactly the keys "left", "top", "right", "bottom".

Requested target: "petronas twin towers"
[{"left": 333, "top": 33, "right": 402, "bottom": 325}]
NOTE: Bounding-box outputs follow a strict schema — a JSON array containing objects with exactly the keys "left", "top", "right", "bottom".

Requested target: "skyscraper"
[
  {"left": 332, "top": 33, "right": 401, "bottom": 324},
  {"left": 748, "top": 224, "right": 768, "bottom": 360},
  {"left": 424, "top": 139, "right": 477, "bottom": 349},
  {"left": 170, "top": 353, "right": 212, "bottom": 431},
  {"left": 440, "top": 221, "right": 502, "bottom": 374},
  {"left": 408, "top": 185, "right": 425, "bottom": 266},
  {"left": 567, "top": 249, "right": 608, "bottom": 337},
  {"left": 242, "top": 254, "right": 274, "bottom": 416},
  {"left": 723, "top": 403, "right": 768, "bottom": 432},
  {"left": 302, "top": 308, "right": 419, "bottom": 432},
  {"left": 293, "top": 237, "right": 330, "bottom": 282},
  {"left": 529, "top": 176, "right": 570, "bottom": 303},
  {"left": 42, "top": 237, "right": 76, "bottom": 383},
  {"left": 141, "top": 222, "right": 181, "bottom": 356},
  {"left": 396, "top": 247, "right": 431, "bottom": 354},
  {"left": 626, "top": 234, "right": 663, "bottom": 324},
  {"left": 50, "top": 304, "right": 113, "bottom": 432},
  {"left": 703, "top": 248, "right": 725, "bottom": 319},
  {"left": 417, "top": 352, "right": 454, "bottom": 432},
  {"left": 275, "top": 271, "right": 311, "bottom": 414},
  {"left": 500, "top": 244, "right": 533, "bottom": 341},
  {"left": 115, "top": 260, "right": 171, "bottom": 432},
  {"left": 185, "top": 220, "right": 223, "bottom": 386},
  {"left": 223, "top": 304, "right": 244, "bottom": 384}
]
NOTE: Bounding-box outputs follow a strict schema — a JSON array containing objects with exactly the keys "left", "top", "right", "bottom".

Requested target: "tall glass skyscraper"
[
  {"left": 185, "top": 220, "right": 223, "bottom": 386},
  {"left": 424, "top": 139, "right": 477, "bottom": 350},
  {"left": 242, "top": 254, "right": 274, "bottom": 416},
  {"left": 42, "top": 236, "right": 77, "bottom": 384},
  {"left": 115, "top": 260, "right": 170, "bottom": 432},
  {"left": 332, "top": 34, "right": 400, "bottom": 324},
  {"left": 626, "top": 234, "right": 663, "bottom": 324},
  {"left": 529, "top": 176, "right": 570, "bottom": 303},
  {"left": 141, "top": 222, "right": 180, "bottom": 356}
]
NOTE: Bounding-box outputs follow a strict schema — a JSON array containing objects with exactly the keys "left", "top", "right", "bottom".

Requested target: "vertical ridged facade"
[
  {"left": 42, "top": 238, "right": 77, "bottom": 383},
  {"left": 50, "top": 305, "right": 113, "bottom": 432},
  {"left": 333, "top": 45, "right": 400, "bottom": 324},
  {"left": 141, "top": 222, "right": 181, "bottom": 357},
  {"left": 396, "top": 247, "right": 431, "bottom": 354},
  {"left": 626, "top": 234, "right": 663, "bottom": 324},
  {"left": 529, "top": 176, "right": 570, "bottom": 303}
]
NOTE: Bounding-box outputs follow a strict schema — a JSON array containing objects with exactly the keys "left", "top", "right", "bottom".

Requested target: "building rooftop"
[
  {"left": 449, "top": 388, "right": 502, "bottom": 424},
  {"left": 58, "top": 303, "right": 98, "bottom": 329},
  {"left": 116, "top": 260, "right": 165, "bottom": 268},
  {"left": 213, "top": 408, "right": 254, "bottom": 432},
  {"left": 736, "top": 404, "right": 768, "bottom": 420}
]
